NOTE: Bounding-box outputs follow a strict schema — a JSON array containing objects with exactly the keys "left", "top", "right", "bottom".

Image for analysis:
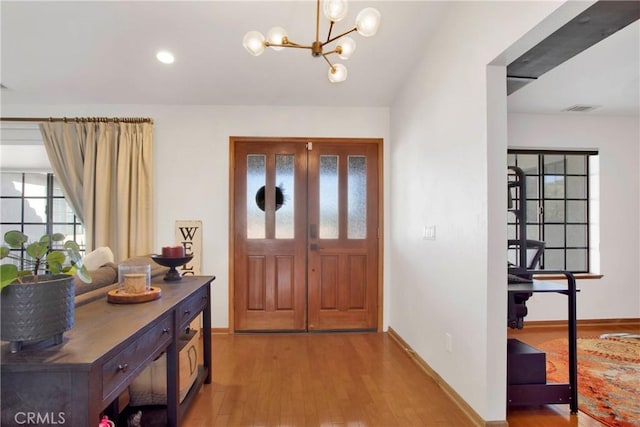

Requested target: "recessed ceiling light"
[{"left": 156, "top": 50, "right": 175, "bottom": 64}]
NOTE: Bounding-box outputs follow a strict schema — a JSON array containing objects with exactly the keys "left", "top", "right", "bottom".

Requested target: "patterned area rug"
[{"left": 538, "top": 336, "right": 640, "bottom": 427}]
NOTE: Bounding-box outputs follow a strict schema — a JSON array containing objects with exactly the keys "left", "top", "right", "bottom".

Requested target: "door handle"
[
  {"left": 310, "top": 224, "right": 318, "bottom": 239},
  {"left": 310, "top": 243, "right": 318, "bottom": 251}
]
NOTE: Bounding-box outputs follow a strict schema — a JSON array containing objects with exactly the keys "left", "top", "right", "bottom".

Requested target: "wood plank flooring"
[
  {"left": 183, "top": 332, "right": 474, "bottom": 426},
  {"left": 182, "top": 322, "right": 639, "bottom": 426}
]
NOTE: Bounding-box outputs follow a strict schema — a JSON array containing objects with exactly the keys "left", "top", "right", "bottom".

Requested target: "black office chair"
[{"left": 508, "top": 239, "right": 545, "bottom": 329}]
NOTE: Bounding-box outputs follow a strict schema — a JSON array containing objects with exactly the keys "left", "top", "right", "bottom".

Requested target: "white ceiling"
[{"left": 1, "top": 1, "right": 638, "bottom": 115}]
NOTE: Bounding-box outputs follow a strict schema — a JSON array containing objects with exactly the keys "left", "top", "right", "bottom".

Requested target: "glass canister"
[{"left": 118, "top": 264, "right": 151, "bottom": 294}]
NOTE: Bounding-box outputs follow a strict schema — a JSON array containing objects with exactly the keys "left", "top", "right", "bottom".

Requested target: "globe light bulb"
[
  {"left": 267, "top": 26, "right": 288, "bottom": 51},
  {"left": 356, "top": 7, "right": 381, "bottom": 37},
  {"left": 243, "top": 31, "right": 265, "bottom": 56},
  {"left": 337, "top": 37, "right": 356, "bottom": 60},
  {"left": 156, "top": 50, "right": 175, "bottom": 64},
  {"left": 323, "top": 0, "right": 348, "bottom": 22},
  {"left": 328, "top": 63, "right": 347, "bottom": 83}
]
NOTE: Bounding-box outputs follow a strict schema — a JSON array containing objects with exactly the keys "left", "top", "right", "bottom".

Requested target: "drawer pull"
[
  {"left": 162, "top": 327, "right": 170, "bottom": 334},
  {"left": 117, "top": 363, "right": 129, "bottom": 373},
  {"left": 184, "top": 310, "right": 191, "bottom": 315}
]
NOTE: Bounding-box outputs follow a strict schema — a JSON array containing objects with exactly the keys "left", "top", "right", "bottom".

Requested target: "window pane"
[
  {"left": 544, "top": 200, "right": 565, "bottom": 222},
  {"left": 52, "top": 198, "right": 75, "bottom": 223},
  {"left": 319, "top": 156, "right": 339, "bottom": 239},
  {"left": 24, "top": 198, "right": 47, "bottom": 223},
  {"left": 1, "top": 173, "right": 23, "bottom": 196},
  {"left": 507, "top": 154, "right": 516, "bottom": 166},
  {"left": 348, "top": 156, "right": 366, "bottom": 239},
  {"left": 525, "top": 176, "right": 538, "bottom": 199},
  {"left": 544, "top": 175, "right": 564, "bottom": 198},
  {"left": 23, "top": 173, "right": 47, "bottom": 197},
  {"left": 543, "top": 155, "right": 564, "bottom": 174},
  {"left": 526, "top": 225, "right": 539, "bottom": 240},
  {"left": 566, "top": 249, "right": 587, "bottom": 271},
  {"left": 566, "top": 155, "right": 586, "bottom": 174},
  {"left": 275, "top": 155, "right": 294, "bottom": 239},
  {"left": 517, "top": 155, "right": 538, "bottom": 175},
  {"left": 544, "top": 249, "right": 564, "bottom": 270},
  {"left": 544, "top": 224, "right": 565, "bottom": 247},
  {"left": 53, "top": 224, "right": 86, "bottom": 247},
  {"left": 23, "top": 224, "right": 46, "bottom": 239},
  {"left": 566, "top": 176, "right": 586, "bottom": 199},
  {"left": 52, "top": 178, "right": 65, "bottom": 197},
  {"left": 526, "top": 201, "right": 539, "bottom": 223},
  {"left": 1, "top": 198, "right": 22, "bottom": 223},
  {"left": 567, "top": 225, "right": 587, "bottom": 247},
  {"left": 247, "top": 155, "right": 266, "bottom": 239},
  {"left": 567, "top": 200, "right": 587, "bottom": 222},
  {"left": 507, "top": 224, "right": 516, "bottom": 239}
]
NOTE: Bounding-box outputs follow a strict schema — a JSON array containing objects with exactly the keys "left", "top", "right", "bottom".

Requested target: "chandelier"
[{"left": 242, "top": 0, "right": 381, "bottom": 83}]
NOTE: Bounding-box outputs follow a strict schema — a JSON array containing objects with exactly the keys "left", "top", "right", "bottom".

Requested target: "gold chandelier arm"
[
  {"left": 326, "top": 21, "right": 335, "bottom": 43},
  {"left": 322, "top": 48, "right": 340, "bottom": 56},
  {"left": 323, "top": 27, "right": 357, "bottom": 46},
  {"left": 322, "top": 52, "right": 336, "bottom": 71},
  {"left": 265, "top": 41, "right": 313, "bottom": 50},
  {"left": 315, "top": 0, "right": 321, "bottom": 44}
]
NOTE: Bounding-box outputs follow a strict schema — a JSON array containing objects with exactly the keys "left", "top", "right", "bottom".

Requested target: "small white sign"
[{"left": 175, "top": 220, "right": 202, "bottom": 276}]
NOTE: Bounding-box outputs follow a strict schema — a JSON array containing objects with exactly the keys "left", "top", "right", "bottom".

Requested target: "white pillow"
[{"left": 82, "top": 246, "right": 115, "bottom": 271}]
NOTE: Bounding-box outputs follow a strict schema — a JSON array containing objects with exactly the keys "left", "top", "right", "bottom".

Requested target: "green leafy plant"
[{"left": 0, "top": 230, "right": 92, "bottom": 291}]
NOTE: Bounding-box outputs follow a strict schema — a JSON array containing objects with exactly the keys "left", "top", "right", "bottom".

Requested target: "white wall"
[
  {"left": 388, "top": 1, "right": 569, "bottom": 422},
  {"left": 1, "top": 104, "right": 391, "bottom": 329},
  {"left": 508, "top": 113, "right": 640, "bottom": 320}
]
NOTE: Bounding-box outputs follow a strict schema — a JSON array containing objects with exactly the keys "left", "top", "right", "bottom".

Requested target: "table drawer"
[
  {"left": 102, "top": 315, "right": 173, "bottom": 400},
  {"left": 177, "top": 287, "right": 208, "bottom": 329}
]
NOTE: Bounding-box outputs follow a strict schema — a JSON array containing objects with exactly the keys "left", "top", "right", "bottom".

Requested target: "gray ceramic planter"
[{"left": 1, "top": 274, "right": 75, "bottom": 353}]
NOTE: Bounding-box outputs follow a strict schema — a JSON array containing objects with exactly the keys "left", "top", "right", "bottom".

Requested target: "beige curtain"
[{"left": 40, "top": 121, "right": 154, "bottom": 261}]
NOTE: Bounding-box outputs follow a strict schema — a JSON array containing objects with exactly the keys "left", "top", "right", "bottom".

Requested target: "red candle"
[{"left": 162, "top": 245, "right": 184, "bottom": 258}]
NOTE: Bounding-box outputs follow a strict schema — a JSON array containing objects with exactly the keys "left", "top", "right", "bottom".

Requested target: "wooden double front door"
[{"left": 232, "top": 137, "right": 380, "bottom": 332}]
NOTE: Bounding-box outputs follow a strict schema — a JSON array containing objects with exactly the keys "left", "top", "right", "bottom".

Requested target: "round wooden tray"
[{"left": 107, "top": 287, "right": 162, "bottom": 304}]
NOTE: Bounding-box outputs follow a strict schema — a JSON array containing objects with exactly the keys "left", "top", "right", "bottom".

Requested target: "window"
[
  {"left": 507, "top": 150, "right": 598, "bottom": 273},
  {"left": 1, "top": 172, "right": 85, "bottom": 267}
]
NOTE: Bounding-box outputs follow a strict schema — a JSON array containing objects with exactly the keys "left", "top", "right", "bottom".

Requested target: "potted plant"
[{"left": 0, "top": 230, "right": 92, "bottom": 353}]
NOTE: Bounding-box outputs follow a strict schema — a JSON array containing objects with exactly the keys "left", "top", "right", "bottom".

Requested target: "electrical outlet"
[{"left": 445, "top": 333, "right": 453, "bottom": 353}]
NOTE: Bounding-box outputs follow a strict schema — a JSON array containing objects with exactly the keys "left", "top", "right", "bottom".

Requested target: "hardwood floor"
[
  {"left": 183, "top": 332, "right": 475, "bottom": 426},
  {"left": 182, "top": 322, "right": 639, "bottom": 426}
]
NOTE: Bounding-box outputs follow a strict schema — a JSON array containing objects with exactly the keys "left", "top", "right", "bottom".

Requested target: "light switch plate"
[{"left": 423, "top": 225, "right": 436, "bottom": 240}]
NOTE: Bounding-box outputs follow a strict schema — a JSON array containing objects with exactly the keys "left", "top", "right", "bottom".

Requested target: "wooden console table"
[{"left": 1, "top": 275, "right": 215, "bottom": 426}]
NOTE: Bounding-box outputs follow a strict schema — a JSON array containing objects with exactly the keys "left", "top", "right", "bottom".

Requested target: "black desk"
[{"left": 507, "top": 272, "right": 578, "bottom": 414}]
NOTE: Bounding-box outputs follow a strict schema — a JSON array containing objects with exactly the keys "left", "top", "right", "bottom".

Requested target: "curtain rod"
[{"left": 0, "top": 116, "right": 153, "bottom": 124}]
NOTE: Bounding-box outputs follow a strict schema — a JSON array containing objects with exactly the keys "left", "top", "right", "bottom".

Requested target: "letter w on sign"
[{"left": 175, "top": 220, "right": 202, "bottom": 276}]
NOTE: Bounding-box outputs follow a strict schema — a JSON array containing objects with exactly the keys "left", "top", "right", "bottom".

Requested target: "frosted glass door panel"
[
  {"left": 348, "top": 156, "right": 366, "bottom": 239},
  {"left": 319, "top": 155, "right": 339, "bottom": 239},
  {"left": 275, "top": 155, "right": 295, "bottom": 239},
  {"left": 247, "top": 155, "right": 266, "bottom": 239}
]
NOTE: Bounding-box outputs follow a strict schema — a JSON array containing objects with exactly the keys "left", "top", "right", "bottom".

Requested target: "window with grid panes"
[
  {"left": 1, "top": 172, "right": 85, "bottom": 269},
  {"left": 507, "top": 150, "right": 597, "bottom": 273}
]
